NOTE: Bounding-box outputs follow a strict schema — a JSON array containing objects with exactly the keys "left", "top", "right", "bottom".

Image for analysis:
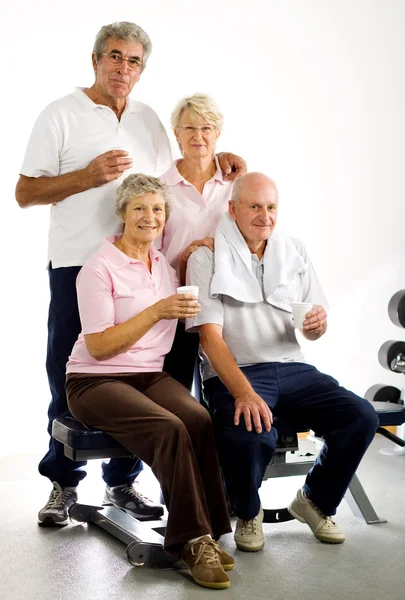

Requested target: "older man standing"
[
  {"left": 186, "top": 172, "right": 379, "bottom": 551},
  {"left": 16, "top": 20, "right": 245, "bottom": 527}
]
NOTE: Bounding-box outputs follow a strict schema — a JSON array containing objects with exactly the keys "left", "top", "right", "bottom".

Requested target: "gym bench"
[{"left": 52, "top": 399, "right": 405, "bottom": 567}]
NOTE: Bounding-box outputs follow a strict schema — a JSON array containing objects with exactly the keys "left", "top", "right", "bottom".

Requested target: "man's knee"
[
  {"left": 215, "top": 415, "right": 277, "bottom": 455},
  {"left": 346, "top": 394, "right": 379, "bottom": 439},
  {"left": 357, "top": 397, "right": 379, "bottom": 435}
]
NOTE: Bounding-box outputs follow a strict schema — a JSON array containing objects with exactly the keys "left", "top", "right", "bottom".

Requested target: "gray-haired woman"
[{"left": 65, "top": 174, "right": 234, "bottom": 589}]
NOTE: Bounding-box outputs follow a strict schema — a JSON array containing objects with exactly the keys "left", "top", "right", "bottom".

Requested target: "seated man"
[{"left": 185, "top": 172, "right": 379, "bottom": 552}]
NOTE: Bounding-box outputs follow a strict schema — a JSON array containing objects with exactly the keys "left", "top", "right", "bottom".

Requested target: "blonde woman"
[{"left": 159, "top": 94, "right": 234, "bottom": 389}]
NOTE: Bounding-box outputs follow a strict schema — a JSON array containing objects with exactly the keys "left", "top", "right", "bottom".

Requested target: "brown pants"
[{"left": 66, "top": 372, "right": 231, "bottom": 556}]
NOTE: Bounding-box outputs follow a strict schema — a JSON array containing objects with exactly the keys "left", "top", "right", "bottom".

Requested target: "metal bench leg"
[
  {"left": 345, "top": 474, "right": 386, "bottom": 524},
  {"left": 69, "top": 503, "right": 177, "bottom": 568}
]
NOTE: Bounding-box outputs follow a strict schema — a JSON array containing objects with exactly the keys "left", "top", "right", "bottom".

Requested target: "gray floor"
[{"left": 1, "top": 435, "right": 405, "bottom": 600}]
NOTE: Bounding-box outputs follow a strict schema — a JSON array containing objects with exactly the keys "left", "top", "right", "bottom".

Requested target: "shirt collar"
[
  {"left": 164, "top": 155, "right": 225, "bottom": 187},
  {"left": 99, "top": 235, "right": 160, "bottom": 270},
  {"left": 72, "top": 87, "right": 142, "bottom": 114}
]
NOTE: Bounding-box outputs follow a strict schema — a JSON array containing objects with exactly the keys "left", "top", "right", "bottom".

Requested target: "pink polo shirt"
[
  {"left": 66, "top": 235, "right": 179, "bottom": 374},
  {"left": 158, "top": 157, "right": 234, "bottom": 270}
]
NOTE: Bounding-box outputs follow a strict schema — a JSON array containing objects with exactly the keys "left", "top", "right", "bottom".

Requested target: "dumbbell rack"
[{"left": 365, "top": 290, "right": 405, "bottom": 455}]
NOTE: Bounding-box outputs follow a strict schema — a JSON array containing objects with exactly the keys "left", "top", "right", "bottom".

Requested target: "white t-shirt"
[{"left": 20, "top": 87, "right": 173, "bottom": 268}]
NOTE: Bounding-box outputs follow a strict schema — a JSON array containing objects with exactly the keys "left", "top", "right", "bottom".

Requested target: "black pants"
[
  {"left": 38, "top": 264, "right": 142, "bottom": 487},
  {"left": 163, "top": 320, "right": 200, "bottom": 393}
]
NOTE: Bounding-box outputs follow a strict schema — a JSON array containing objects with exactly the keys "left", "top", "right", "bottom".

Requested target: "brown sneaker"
[
  {"left": 212, "top": 541, "right": 235, "bottom": 571},
  {"left": 181, "top": 536, "right": 231, "bottom": 589}
]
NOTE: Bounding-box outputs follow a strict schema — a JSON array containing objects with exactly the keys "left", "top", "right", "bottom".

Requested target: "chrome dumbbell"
[
  {"left": 390, "top": 352, "right": 405, "bottom": 373},
  {"left": 378, "top": 341, "right": 405, "bottom": 373}
]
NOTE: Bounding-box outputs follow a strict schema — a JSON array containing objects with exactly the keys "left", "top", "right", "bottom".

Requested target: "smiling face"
[
  {"left": 229, "top": 174, "right": 278, "bottom": 248},
  {"left": 92, "top": 37, "right": 144, "bottom": 103},
  {"left": 121, "top": 193, "right": 166, "bottom": 244},
  {"left": 175, "top": 108, "right": 220, "bottom": 160}
]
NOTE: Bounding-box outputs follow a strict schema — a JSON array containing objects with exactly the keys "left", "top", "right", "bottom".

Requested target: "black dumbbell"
[
  {"left": 378, "top": 340, "right": 405, "bottom": 373},
  {"left": 364, "top": 383, "right": 401, "bottom": 404},
  {"left": 388, "top": 290, "right": 405, "bottom": 329}
]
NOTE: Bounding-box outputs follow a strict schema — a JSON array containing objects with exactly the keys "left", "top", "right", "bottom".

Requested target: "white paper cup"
[
  {"left": 291, "top": 302, "right": 313, "bottom": 329},
  {"left": 177, "top": 285, "right": 199, "bottom": 298},
  {"left": 109, "top": 145, "right": 131, "bottom": 156}
]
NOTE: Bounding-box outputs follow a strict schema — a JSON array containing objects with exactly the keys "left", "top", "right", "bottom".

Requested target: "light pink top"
[
  {"left": 67, "top": 235, "right": 180, "bottom": 374},
  {"left": 158, "top": 157, "right": 234, "bottom": 270}
]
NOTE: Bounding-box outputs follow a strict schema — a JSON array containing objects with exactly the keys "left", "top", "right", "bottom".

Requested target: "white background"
[{"left": 1, "top": 0, "right": 404, "bottom": 456}]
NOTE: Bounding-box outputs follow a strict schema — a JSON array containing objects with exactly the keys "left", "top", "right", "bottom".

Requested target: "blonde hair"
[{"left": 170, "top": 93, "right": 224, "bottom": 131}]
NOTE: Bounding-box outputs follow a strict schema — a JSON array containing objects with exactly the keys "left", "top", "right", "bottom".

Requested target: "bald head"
[
  {"left": 229, "top": 172, "right": 279, "bottom": 252},
  {"left": 231, "top": 172, "right": 278, "bottom": 205}
]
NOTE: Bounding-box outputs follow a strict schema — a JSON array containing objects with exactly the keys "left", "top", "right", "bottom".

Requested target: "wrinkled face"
[
  {"left": 93, "top": 37, "right": 144, "bottom": 101},
  {"left": 121, "top": 193, "right": 166, "bottom": 243},
  {"left": 175, "top": 108, "right": 220, "bottom": 159},
  {"left": 229, "top": 180, "right": 278, "bottom": 246}
]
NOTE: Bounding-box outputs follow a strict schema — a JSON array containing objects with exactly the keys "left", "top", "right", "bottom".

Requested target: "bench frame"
[{"left": 52, "top": 400, "right": 405, "bottom": 567}]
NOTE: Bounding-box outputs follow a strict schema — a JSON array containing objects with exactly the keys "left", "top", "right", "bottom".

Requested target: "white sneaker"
[
  {"left": 288, "top": 489, "right": 345, "bottom": 544},
  {"left": 234, "top": 506, "right": 264, "bottom": 551}
]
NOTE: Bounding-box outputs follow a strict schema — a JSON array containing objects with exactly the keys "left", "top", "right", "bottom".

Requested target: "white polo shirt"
[{"left": 20, "top": 87, "right": 173, "bottom": 268}]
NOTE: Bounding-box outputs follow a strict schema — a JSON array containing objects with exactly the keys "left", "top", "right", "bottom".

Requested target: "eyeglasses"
[
  {"left": 101, "top": 52, "right": 143, "bottom": 70},
  {"left": 177, "top": 125, "right": 217, "bottom": 135}
]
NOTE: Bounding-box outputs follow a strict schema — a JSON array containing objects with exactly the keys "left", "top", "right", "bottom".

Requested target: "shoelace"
[
  {"left": 308, "top": 499, "right": 337, "bottom": 528},
  {"left": 239, "top": 516, "right": 258, "bottom": 536},
  {"left": 45, "top": 483, "right": 75, "bottom": 509},
  {"left": 211, "top": 540, "right": 225, "bottom": 557},
  {"left": 121, "top": 485, "right": 153, "bottom": 504},
  {"left": 321, "top": 516, "right": 337, "bottom": 528},
  {"left": 191, "top": 540, "right": 220, "bottom": 566}
]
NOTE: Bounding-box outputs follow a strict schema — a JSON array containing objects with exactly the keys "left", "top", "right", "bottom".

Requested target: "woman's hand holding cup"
[{"left": 154, "top": 287, "right": 200, "bottom": 321}]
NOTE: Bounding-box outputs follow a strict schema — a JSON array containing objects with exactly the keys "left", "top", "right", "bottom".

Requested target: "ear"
[
  {"left": 228, "top": 200, "right": 237, "bottom": 220},
  {"left": 92, "top": 53, "right": 98, "bottom": 74}
]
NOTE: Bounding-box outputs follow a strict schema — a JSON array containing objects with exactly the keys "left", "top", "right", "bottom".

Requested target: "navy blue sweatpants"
[{"left": 204, "top": 362, "right": 378, "bottom": 521}]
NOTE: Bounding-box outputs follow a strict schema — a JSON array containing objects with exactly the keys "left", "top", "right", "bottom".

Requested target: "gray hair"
[
  {"left": 116, "top": 173, "right": 171, "bottom": 222},
  {"left": 170, "top": 93, "right": 224, "bottom": 131},
  {"left": 230, "top": 176, "right": 246, "bottom": 205},
  {"left": 93, "top": 21, "right": 152, "bottom": 70}
]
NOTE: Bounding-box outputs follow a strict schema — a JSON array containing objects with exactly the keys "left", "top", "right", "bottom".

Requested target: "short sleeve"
[
  {"left": 20, "top": 105, "right": 62, "bottom": 178},
  {"left": 292, "top": 238, "right": 329, "bottom": 308},
  {"left": 76, "top": 265, "right": 115, "bottom": 334},
  {"left": 185, "top": 247, "right": 224, "bottom": 332},
  {"left": 155, "top": 120, "right": 173, "bottom": 176}
]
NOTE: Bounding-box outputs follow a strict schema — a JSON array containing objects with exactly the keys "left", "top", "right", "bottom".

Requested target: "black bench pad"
[
  {"left": 374, "top": 401, "right": 405, "bottom": 427},
  {"left": 52, "top": 417, "right": 124, "bottom": 451},
  {"left": 52, "top": 402, "right": 405, "bottom": 453}
]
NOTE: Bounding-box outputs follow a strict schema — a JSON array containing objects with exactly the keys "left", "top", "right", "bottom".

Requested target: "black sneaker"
[
  {"left": 38, "top": 482, "right": 78, "bottom": 527},
  {"left": 104, "top": 484, "right": 164, "bottom": 518}
]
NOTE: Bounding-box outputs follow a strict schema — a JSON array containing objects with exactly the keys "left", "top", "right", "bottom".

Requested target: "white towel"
[{"left": 210, "top": 212, "right": 307, "bottom": 311}]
